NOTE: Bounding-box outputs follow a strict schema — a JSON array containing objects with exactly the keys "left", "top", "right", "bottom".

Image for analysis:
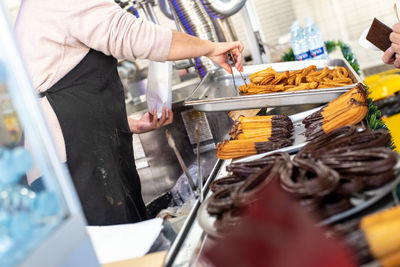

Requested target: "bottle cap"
[
  {"left": 305, "top": 16, "right": 314, "bottom": 27},
  {"left": 291, "top": 20, "right": 300, "bottom": 31}
]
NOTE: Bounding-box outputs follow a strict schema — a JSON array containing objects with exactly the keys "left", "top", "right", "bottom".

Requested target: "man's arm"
[{"left": 167, "top": 30, "right": 244, "bottom": 73}]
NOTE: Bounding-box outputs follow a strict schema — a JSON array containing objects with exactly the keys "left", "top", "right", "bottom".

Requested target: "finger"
[
  {"left": 151, "top": 109, "right": 158, "bottom": 127},
  {"left": 230, "top": 44, "right": 244, "bottom": 71},
  {"left": 390, "top": 32, "right": 400, "bottom": 44},
  {"left": 234, "top": 54, "right": 244, "bottom": 72},
  {"left": 239, "top": 40, "right": 244, "bottom": 52},
  {"left": 233, "top": 40, "right": 244, "bottom": 53},
  {"left": 382, "top": 47, "right": 396, "bottom": 64},
  {"left": 148, "top": 111, "right": 154, "bottom": 121},
  {"left": 392, "top": 43, "right": 400, "bottom": 54},
  {"left": 220, "top": 62, "right": 233, "bottom": 73},
  {"left": 157, "top": 107, "right": 167, "bottom": 127},
  {"left": 164, "top": 110, "right": 174, "bottom": 125},
  {"left": 394, "top": 55, "right": 400, "bottom": 68},
  {"left": 393, "top": 22, "right": 400, "bottom": 33},
  {"left": 230, "top": 43, "right": 242, "bottom": 57}
]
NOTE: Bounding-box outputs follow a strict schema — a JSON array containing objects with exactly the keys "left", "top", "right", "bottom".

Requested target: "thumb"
[
  {"left": 382, "top": 47, "right": 395, "bottom": 64},
  {"left": 219, "top": 62, "right": 232, "bottom": 73}
]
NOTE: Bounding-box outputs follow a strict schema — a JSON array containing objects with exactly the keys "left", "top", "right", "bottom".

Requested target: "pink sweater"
[{"left": 15, "top": 0, "right": 172, "bottom": 183}]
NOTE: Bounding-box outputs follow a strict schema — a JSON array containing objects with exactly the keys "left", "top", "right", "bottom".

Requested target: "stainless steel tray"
[{"left": 185, "top": 59, "right": 362, "bottom": 112}]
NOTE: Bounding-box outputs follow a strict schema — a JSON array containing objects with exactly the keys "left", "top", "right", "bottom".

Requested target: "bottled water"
[
  {"left": 290, "top": 21, "right": 310, "bottom": 61},
  {"left": 304, "top": 17, "right": 328, "bottom": 59}
]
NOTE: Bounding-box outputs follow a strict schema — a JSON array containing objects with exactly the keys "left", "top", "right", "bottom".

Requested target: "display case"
[{"left": 0, "top": 3, "right": 99, "bottom": 267}]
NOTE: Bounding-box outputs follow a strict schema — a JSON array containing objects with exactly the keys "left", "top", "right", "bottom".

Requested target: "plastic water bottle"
[
  {"left": 291, "top": 21, "right": 310, "bottom": 61},
  {"left": 304, "top": 17, "right": 328, "bottom": 59}
]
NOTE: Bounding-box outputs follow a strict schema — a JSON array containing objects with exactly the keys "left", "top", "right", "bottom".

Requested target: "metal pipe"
[
  {"left": 168, "top": 0, "right": 219, "bottom": 76},
  {"left": 211, "top": 17, "right": 238, "bottom": 42},
  {"left": 222, "top": 17, "right": 238, "bottom": 41},
  {"left": 144, "top": 1, "right": 160, "bottom": 24},
  {"left": 239, "top": 4, "right": 263, "bottom": 64},
  {"left": 166, "top": 0, "right": 196, "bottom": 69},
  {"left": 158, "top": 0, "right": 174, "bottom": 20},
  {"left": 200, "top": 0, "right": 247, "bottom": 19}
]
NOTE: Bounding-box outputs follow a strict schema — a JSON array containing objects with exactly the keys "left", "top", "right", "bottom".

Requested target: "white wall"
[
  {"left": 290, "top": 0, "right": 397, "bottom": 69},
  {"left": 225, "top": 0, "right": 397, "bottom": 70}
]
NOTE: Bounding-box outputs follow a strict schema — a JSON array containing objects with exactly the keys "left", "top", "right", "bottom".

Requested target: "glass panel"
[
  {"left": 0, "top": 61, "right": 69, "bottom": 267},
  {"left": 0, "top": 4, "right": 75, "bottom": 266}
]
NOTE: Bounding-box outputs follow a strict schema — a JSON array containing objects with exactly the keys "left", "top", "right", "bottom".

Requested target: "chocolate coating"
[
  {"left": 297, "top": 125, "right": 358, "bottom": 159},
  {"left": 255, "top": 137, "right": 292, "bottom": 154},
  {"left": 280, "top": 158, "right": 340, "bottom": 198},
  {"left": 214, "top": 208, "right": 243, "bottom": 234},
  {"left": 232, "top": 154, "right": 289, "bottom": 207},
  {"left": 322, "top": 194, "right": 353, "bottom": 218},
  {"left": 362, "top": 169, "right": 395, "bottom": 189},
  {"left": 303, "top": 109, "right": 323, "bottom": 127},
  {"left": 210, "top": 176, "right": 245, "bottom": 193},
  {"left": 207, "top": 188, "right": 234, "bottom": 215},
  {"left": 320, "top": 148, "right": 397, "bottom": 175},
  {"left": 336, "top": 176, "right": 365, "bottom": 195}
]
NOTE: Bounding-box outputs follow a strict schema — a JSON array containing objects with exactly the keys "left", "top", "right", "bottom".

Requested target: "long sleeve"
[
  {"left": 68, "top": 0, "right": 172, "bottom": 62},
  {"left": 16, "top": 0, "right": 173, "bottom": 184}
]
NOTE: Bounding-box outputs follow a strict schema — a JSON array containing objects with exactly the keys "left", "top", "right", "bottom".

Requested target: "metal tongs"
[
  {"left": 228, "top": 51, "right": 247, "bottom": 95},
  {"left": 195, "top": 123, "right": 203, "bottom": 202},
  {"left": 165, "top": 129, "right": 197, "bottom": 191}
]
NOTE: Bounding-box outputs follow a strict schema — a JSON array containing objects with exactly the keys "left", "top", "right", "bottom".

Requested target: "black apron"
[{"left": 41, "top": 49, "right": 147, "bottom": 225}]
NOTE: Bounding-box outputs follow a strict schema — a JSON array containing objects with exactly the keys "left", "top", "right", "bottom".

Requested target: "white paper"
[
  {"left": 359, "top": 27, "right": 381, "bottom": 51},
  {"left": 146, "top": 61, "right": 172, "bottom": 119},
  {"left": 86, "top": 218, "right": 163, "bottom": 264}
]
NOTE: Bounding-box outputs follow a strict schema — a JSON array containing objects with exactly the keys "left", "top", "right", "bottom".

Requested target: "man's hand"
[
  {"left": 167, "top": 31, "right": 244, "bottom": 73},
  {"left": 206, "top": 41, "right": 245, "bottom": 73},
  {"left": 129, "top": 107, "right": 173, "bottom": 134},
  {"left": 382, "top": 47, "right": 396, "bottom": 66},
  {"left": 384, "top": 23, "right": 400, "bottom": 67}
]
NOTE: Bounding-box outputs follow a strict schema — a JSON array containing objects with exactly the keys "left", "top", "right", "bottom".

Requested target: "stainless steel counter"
[{"left": 126, "top": 78, "right": 234, "bottom": 205}]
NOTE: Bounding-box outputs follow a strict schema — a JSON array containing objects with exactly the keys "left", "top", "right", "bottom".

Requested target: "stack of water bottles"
[{"left": 291, "top": 17, "right": 328, "bottom": 61}]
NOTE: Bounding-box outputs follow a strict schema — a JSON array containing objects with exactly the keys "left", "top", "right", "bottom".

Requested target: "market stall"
[{"left": 3, "top": 0, "right": 400, "bottom": 266}]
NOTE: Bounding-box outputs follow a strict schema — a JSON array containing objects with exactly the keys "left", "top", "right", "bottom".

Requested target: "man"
[{"left": 16, "top": 0, "right": 244, "bottom": 225}]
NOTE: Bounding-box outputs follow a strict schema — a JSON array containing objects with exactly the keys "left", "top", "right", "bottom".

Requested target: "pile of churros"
[
  {"left": 216, "top": 115, "right": 293, "bottom": 160},
  {"left": 302, "top": 83, "right": 368, "bottom": 141},
  {"left": 239, "top": 65, "right": 353, "bottom": 95}
]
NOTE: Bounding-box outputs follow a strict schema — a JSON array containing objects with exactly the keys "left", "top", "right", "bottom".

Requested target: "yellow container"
[
  {"left": 364, "top": 69, "right": 400, "bottom": 151},
  {"left": 365, "top": 73, "right": 400, "bottom": 101},
  {"left": 383, "top": 114, "right": 400, "bottom": 153}
]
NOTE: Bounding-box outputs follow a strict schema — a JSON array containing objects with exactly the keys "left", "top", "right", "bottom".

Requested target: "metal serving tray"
[{"left": 185, "top": 59, "right": 362, "bottom": 112}]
